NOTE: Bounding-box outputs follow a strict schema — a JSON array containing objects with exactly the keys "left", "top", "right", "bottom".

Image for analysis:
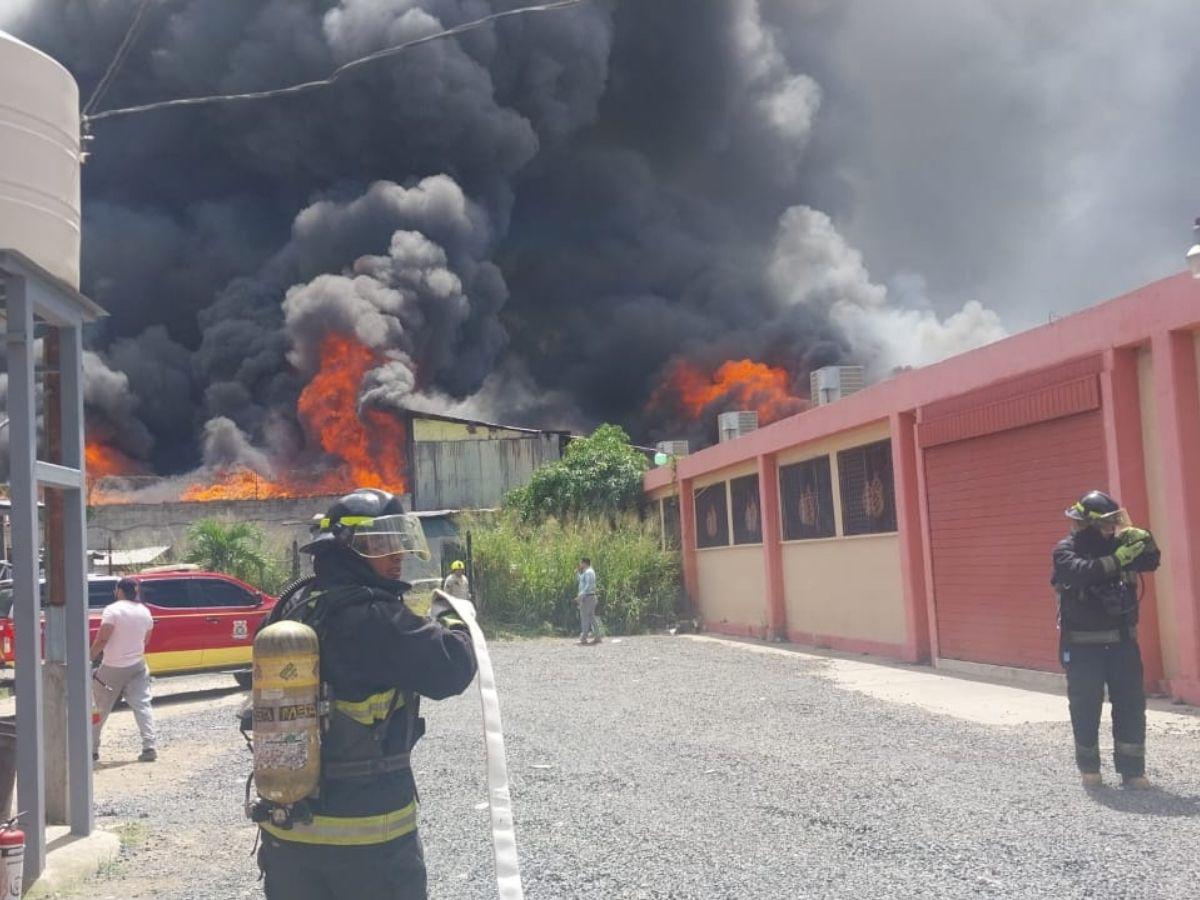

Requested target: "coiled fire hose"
[{"left": 439, "top": 591, "right": 524, "bottom": 900}]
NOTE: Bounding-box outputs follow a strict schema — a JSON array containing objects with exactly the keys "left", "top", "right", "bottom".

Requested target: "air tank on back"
[{"left": 0, "top": 29, "right": 81, "bottom": 288}]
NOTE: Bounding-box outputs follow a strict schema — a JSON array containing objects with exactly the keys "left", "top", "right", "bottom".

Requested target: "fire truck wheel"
[{"left": 233, "top": 670, "right": 253, "bottom": 690}]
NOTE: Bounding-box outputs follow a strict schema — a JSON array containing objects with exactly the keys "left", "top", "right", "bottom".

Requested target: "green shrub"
[
  {"left": 469, "top": 513, "right": 681, "bottom": 635},
  {"left": 184, "top": 519, "right": 293, "bottom": 594},
  {"left": 506, "top": 424, "right": 648, "bottom": 522}
]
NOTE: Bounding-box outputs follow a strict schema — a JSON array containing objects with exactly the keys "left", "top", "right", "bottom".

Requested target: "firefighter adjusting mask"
[{"left": 1064, "top": 491, "right": 1128, "bottom": 536}]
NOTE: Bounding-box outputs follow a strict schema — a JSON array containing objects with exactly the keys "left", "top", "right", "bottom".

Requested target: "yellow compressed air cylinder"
[{"left": 252, "top": 620, "right": 321, "bottom": 804}]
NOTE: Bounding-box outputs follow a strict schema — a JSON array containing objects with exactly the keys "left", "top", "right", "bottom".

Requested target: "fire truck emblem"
[
  {"left": 744, "top": 497, "right": 760, "bottom": 535},
  {"left": 799, "top": 484, "right": 818, "bottom": 527},
  {"left": 863, "top": 472, "right": 886, "bottom": 521},
  {"left": 705, "top": 506, "right": 718, "bottom": 538},
  {"left": 232, "top": 620, "right": 249, "bottom": 640}
]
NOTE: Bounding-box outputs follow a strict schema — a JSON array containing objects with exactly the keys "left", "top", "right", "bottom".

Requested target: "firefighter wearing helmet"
[
  {"left": 441, "top": 559, "right": 470, "bottom": 600},
  {"left": 255, "top": 488, "right": 476, "bottom": 899},
  {"left": 1051, "top": 490, "right": 1160, "bottom": 789}
]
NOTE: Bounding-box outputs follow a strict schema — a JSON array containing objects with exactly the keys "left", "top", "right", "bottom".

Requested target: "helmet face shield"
[
  {"left": 345, "top": 514, "right": 430, "bottom": 561},
  {"left": 1066, "top": 502, "right": 1128, "bottom": 530}
]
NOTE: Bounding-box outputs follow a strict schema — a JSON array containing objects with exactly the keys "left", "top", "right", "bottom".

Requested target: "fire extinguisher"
[{"left": 0, "top": 817, "right": 24, "bottom": 899}]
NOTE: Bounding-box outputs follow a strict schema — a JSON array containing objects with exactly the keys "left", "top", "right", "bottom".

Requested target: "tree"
[
  {"left": 507, "top": 424, "right": 648, "bottom": 522},
  {"left": 184, "top": 519, "right": 274, "bottom": 588}
]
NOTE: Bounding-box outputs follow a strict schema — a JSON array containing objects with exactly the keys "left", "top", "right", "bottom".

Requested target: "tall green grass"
[{"left": 469, "top": 513, "right": 681, "bottom": 635}]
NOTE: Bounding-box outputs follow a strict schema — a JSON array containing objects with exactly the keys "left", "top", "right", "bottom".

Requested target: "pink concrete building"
[{"left": 644, "top": 272, "right": 1200, "bottom": 705}]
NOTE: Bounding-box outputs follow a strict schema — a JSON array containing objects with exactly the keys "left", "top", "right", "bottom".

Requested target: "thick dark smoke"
[{"left": 2, "top": 0, "right": 1188, "bottom": 469}]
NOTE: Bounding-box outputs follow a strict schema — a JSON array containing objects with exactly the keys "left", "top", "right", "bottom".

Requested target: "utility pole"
[{"left": 43, "top": 330, "right": 70, "bottom": 824}]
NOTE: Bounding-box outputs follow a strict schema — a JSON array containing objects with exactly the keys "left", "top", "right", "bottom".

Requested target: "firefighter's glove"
[
  {"left": 1114, "top": 541, "right": 1147, "bottom": 568},
  {"left": 429, "top": 590, "right": 472, "bottom": 627},
  {"left": 1118, "top": 527, "right": 1151, "bottom": 545}
]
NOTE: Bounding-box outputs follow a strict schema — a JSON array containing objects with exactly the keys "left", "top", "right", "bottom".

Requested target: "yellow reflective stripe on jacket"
[
  {"left": 333, "top": 689, "right": 403, "bottom": 725},
  {"left": 260, "top": 801, "right": 418, "bottom": 846}
]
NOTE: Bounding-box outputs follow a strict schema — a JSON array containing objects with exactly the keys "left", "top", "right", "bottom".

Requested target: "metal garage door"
[{"left": 924, "top": 408, "right": 1107, "bottom": 671}]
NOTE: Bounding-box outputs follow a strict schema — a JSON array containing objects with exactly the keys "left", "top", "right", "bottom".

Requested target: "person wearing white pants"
[{"left": 90, "top": 578, "right": 157, "bottom": 763}]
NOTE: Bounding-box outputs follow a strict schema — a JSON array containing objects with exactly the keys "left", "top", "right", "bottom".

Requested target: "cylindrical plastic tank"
[{"left": 0, "top": 30, "right": 80, "bottom": 288}]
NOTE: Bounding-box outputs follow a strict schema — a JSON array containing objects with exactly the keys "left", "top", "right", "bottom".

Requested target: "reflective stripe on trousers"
[{"left": 260, "top": 799, "right": 418, "bottom": 846}]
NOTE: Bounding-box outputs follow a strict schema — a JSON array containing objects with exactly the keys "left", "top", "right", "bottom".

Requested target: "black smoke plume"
[{"left": 24, "top": 0, "right": 1174, "bottom": 470}]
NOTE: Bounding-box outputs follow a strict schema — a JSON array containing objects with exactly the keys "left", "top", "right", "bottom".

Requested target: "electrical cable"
[
  {"left": 81, "top": 0, "right": 154, "bottom": 117},
  {"left": 84, "top": 0, "right": 587, "bottom": 125}
]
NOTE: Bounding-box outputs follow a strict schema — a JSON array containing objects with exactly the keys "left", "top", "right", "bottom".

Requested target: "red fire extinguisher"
[{"left": 0, "top": 817, "right": 24, "bottom": 899}]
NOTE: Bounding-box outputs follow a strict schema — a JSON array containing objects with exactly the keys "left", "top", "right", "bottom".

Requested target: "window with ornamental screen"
[
  {"left": 694, "top": 483, "right": 730, "bottom": 548},
  {"left": 780, "top": 456, "right": 836, "bottom": 540},
  {"left": 837, "top": 440, "right": 897, "bottom": 535}
]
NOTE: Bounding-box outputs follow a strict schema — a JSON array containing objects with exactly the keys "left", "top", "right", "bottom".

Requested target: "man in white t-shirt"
[{"left": 90, "top": 578, "right": 157, "bottom": 762}]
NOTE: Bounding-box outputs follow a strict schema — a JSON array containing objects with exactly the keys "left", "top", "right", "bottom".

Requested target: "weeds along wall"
[{"left": 469, "top": 514, "right": 681, "bottom": 635}]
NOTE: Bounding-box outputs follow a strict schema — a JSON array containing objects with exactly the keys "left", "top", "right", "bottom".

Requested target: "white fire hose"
[{"left": 439, "top": 591, "right": 523, "bottom": 900}]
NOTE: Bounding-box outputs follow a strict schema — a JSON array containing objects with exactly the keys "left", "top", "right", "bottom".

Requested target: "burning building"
[{"left": 87, "top": 405, "right": 568, "bottom": 572}]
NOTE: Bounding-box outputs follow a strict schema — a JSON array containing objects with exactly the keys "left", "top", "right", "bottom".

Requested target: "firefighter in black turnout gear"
[
  {"left": 1051, "top": 490, "right": 1160, "bottom": 789},
  {"left": 256, "top": 488, "right": 477, "bottom": 899}
]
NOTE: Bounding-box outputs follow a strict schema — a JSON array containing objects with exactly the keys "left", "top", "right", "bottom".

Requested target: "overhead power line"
[
  {"left": 81, "top": 0, "right": 154, "bottom": 117},
  {"left": 83, "top": 0, "right": 587, "bottom": 126}
]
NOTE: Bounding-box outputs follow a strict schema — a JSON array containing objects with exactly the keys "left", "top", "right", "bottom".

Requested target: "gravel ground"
[{"left": 72, "top": 636, "right": 1200, "bottom": 899}]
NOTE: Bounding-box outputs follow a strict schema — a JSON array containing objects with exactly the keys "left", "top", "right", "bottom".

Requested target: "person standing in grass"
[
  {"left": 574, "top": 556, "right": 600, "bottom": 645},
  {"left": 90, "top": 577, "right": 156, "bottom": 763},
  {"left": 442, "top": 559, "right": 470, "bottom": 600}
]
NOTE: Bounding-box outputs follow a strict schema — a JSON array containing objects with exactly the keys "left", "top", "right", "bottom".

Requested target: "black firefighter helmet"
[
  {"left": 300, "top": 488, "right": 430, "bottom": 560},
  {"left": 1064, "top": 490, "right": 1127, "bottom": 528}
]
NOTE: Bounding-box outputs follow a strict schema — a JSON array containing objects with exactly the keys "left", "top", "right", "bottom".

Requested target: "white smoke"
[
  {"left": 769, "top": 205, "right": 1007, "bottom": 379},
  {"left": 730, "top": 0, "right": 822, "bottom": 170}
]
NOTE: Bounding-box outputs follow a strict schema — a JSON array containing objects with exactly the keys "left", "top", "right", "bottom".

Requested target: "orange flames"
[
  {"left": 180, "top": 333, "right": 408, "bottom": 502},
  {"left": 86, "top": 442, "right": 144, "bottom": 479},
  {"left": 89, "top": 332, "right": 409, "bottom": 504},
  {"left": 652, "top": 358, "right": 807, "bottom": 426}
]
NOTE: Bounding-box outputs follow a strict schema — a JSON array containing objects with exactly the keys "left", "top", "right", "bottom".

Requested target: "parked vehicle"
[{"left": 0, "top": 569, "right": 277, "bottom": 687}]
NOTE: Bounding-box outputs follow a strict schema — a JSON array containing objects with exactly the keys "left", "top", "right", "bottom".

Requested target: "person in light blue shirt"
[{"left": 574, "top": 557, "right": 600, "bottom": 645}]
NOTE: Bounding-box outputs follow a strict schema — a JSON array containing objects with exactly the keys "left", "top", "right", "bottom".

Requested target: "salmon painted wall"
[
  {"left": 696, "top": 546, "right": 767, "bottom": 634},
  {"left": 776, "top": 420, "right": 906, "bottom": 652},
  {"left": 1139, "top": 348, "right": 1178, "bottom": 679},
  {"left": 782, "top": 535, "right": 906, "bottom": 649},
  {"left": 645, "top": 272, "right": 1200, "bottom": 703}
]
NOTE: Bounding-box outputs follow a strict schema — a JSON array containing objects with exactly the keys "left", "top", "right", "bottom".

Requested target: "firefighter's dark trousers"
[
  {"left": 1062, "top": 639, "right": 1146, "bottom": 777},
  {"left": 260, "top": 831, "right": 427, "bottom": 900}
]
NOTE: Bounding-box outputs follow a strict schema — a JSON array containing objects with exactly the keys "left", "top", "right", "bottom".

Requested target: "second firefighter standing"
[{"left": 1051, "top": 490, "right": 1160, "bottom": 789}]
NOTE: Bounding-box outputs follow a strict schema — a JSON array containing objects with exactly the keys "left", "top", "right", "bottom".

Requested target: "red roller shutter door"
[{"left": 925, "top": 411, "right": 1107, "bottom": 671}]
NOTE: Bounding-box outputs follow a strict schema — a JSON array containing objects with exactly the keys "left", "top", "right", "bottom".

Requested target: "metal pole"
[
  {"left": 43, "top": 331, "right": 69, "bottom": 824},
  {"left": 59, "top": 324, "right": 93, "bottom": 834},
  {"left": 6, "top": 274, "right": 46, "bottom": 881},
  {"left": 107, "top": 538, "right": 113, "bottom": 576}
]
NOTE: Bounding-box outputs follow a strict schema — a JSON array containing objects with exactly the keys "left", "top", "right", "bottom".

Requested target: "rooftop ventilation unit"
[
  {"left": 717, "top": 411, "right": 758, "bottom": 443},
  {"left": 810, "top": 365, "right": 865, "bottom": 407},
  {"left": 655, "top": 440, "right": 690, "bottom": 458}
]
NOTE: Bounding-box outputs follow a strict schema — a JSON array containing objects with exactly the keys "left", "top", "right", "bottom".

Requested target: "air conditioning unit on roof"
[
  {"left": 655, "top": 440, "right": 690, "bottom": 458},
  {"left": 810, "top": 365, "right": 865, "bottom": 406},
  {"left": 717, "top": 411, "right": 758, "bottom": 443}
]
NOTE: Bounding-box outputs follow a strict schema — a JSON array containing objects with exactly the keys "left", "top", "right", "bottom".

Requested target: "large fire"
[
  {"left": 652, "top": 358, "right": 807, "bottom": 426},
  {"left": 88, "top": 333, "right": 409, "bottom": 503},
  {"left": 86, "top": 442, "right": 144, "bottom": 479}
]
